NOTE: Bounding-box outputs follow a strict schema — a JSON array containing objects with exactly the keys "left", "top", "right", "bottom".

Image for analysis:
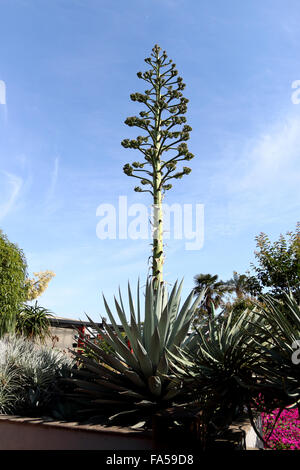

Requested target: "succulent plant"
[
  {"left": 70, "top": 279, "right": 205, "bottom": 424},
  {"left": 16, "top": 301, "right": 52, "bottom": 342},
  {"left": 168, "top": 292, "right": 300, "bottom": 442},
  {"left": 250, "top": 292, "right": 300, "bottom": 409},
  {"left": 167, "top": 306, "right": 265, "bottom": 429}
]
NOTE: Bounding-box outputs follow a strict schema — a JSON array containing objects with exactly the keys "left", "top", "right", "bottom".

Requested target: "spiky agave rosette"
[
  {"left": 250, "top": 293, "right": 300, "bottom": 410},
  {"left": 167, "top": 307, "right": 264, "bottom": 424},
  {"left": 70, "top": 279, "right": 205, "bottom": 425},
  {"left": 167, "top": 292, "right": 300, "bottom": 439}
]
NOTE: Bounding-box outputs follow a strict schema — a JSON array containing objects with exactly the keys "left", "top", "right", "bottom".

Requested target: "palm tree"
[
  {"left": 226, "top": 271, "right": 261, "bottom": 299},
  {"left": 226, "top": 271, "right": 251, "bottom": 299},
  {"left": 193, "top": 274, "right": 233, "bottom": 320},
  {"left": 223, "top": 271, "right": 263, "bottom": 319}
]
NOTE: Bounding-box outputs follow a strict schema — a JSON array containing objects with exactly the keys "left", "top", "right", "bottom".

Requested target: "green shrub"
[{"left": 0, "top": 230, "right": 27, "bottom": 335}]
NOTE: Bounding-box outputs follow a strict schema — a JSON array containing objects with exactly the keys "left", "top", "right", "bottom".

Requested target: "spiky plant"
[
  {"left": 70, "top": 279, "right": 205, "bottom": 425},
  {"left": 168, "top": 306, "right": 265, "bottom": 431},
  {"left": 250, "top": 292, "right": 300, "bottom": 410},
  {"left": 16, "top": 301, "right": 52, "bottom": 342},
  {"left": 0, "top": 362, "right": 23, "bottom": 414},
  {"left": 122, "top": 44, "right": 195, "bottom": 284}
]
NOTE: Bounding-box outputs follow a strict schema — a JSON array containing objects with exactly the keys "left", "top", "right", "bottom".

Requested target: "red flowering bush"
[{"left": 262, "top": 408, "right": 300, "bottom": 450}]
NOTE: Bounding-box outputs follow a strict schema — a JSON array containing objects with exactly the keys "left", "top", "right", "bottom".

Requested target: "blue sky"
[{"left": 0, "top": 0, "right": 299, "bottom": 320}]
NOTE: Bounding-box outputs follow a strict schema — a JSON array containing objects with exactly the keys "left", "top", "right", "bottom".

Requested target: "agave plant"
[
  {"left": 250, "top": 292, "right": 300, "bottom": 410},
  {"left": 167, "top": 305, "right": 265, "bottom": 432},
  {"left": 70, "top": 279, "right": 205, "bottom": 425}
]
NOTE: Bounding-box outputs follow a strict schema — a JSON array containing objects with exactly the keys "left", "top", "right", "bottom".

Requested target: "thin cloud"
[
  {"left": 206, "top": 114, "right": 300, "bottom": 236},
  {"left": 0, "top": 80, "right": 6, "bottom": 105},
  {"left": 0, "top": 80, "right": 7, "bottom": 124},
  {"left": 0, "top": 171, "right": 23, "bottom": 220},
  {"left": 236, "top": 116, "right": 300, "bottom": 192},
  {"left": 43, "top": 157, "right": 62, "bottom": 215},
  {"left": 46, "top": 156, "right": 59, "bottom": 201}
]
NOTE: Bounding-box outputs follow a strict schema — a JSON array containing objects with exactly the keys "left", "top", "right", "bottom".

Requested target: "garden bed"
[
  {"left": 0, "top": 413, "right": 262, "bottom": 450},
  {"left": 0, "top": 415, "right": 153, "bottom": 450}
]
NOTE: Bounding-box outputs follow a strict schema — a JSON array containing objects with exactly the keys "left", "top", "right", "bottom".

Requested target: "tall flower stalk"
[{"left": 122, "top": 45, "right": 194, "bottom": 284}]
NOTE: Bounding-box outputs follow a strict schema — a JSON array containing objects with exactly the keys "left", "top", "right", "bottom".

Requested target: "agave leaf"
[
  {"left": 156, "top": 353, "right": 169, "bottom": 378},
  {"left": 162, "top": 387, "right": 181, "bottom": 401},
  {"left": 157, "top": 304, "right": 172, "bottom": 352},
  {"left": 130, "top": 421, "right": 146, "bottom": 429},
  {"left": 148, "top": 375, "right": 162, "bottom": 396},
  {"left": 149, "top": 325, "right": 161, "bottom": 368},
  {"left": 127, "top": 281, "right": 136, "bottom": 320},
  {"left": 167, "top": 289, "right": 197, "bottom": 347},
  {"left": 73, "top": 354, "right": 118, "bottom": 379},
  {"left": 74, "top": 360, "right": 129, "bottom": 388},
  {"left": 169, "top": 279, "right": 183, "bottom": 323},
  {"left": 127, "top": 283, "right": 143, "bottom": 345},
  {"left": 83, "top": 314, "right": 105, "bottom": 339},
  {"left": 118, "top": 285, "right": 126, "bottom": 314},
  {"left": 167, "top": 348, "right": 194, "bottom": 370},
  {"left": 103, "top": 320, "right": 140, "bottom": 370},
  {"left": 100, "top": 298, "right": 125, "bottom": 345},
  {"left": 69, "top": 379, "right": 104, "bottom": 393},
  {"left": 167, "top": 360, "right": 189, "bottom": 378},
  {"left": 129, "top": 315, "right": 143, "bottom": 350},
  {"left": 82, "top": 337, "right": 128, "bottom": 374},
  {"left": 113, "top": 296, "right": 138, "bottom": 352},
  {"left": 74, "top": 388, "right": 104, "bottom": 398},
  {"left": 119, "top": 390, "right": 146, "bottom": 399},
  {"left": 157, "top": 280, "right": 183, "bottom": 347},
  {"left": 135, "top": 339, "right": 153, "bottom": 377},
  {"left": 153, "top": 282, "right": 163, "bottom": 325},
  {"left": 181, "top": 331, "right": 199, "bottom": 352},
  {"left": 143, "top": 279, "right": 154, "bottom": 350},
  {"left": 170, "top": 320, "right": 191, "bottom": 352},
  {"left": 123, "top": 370, "right": 147, "bottom": 388},
  {"left": 136, "top": 400, "right": 155, "bottom": 407},
  {"left": 157, "top": 282, "right": 180, "bottom": 350},
  {"left": 161, "top": 282, "right": 168, "bottom": 314},
  {"left": 108, "top": 409, "right": 140, "bottom": 421},
  {"left": 94, "top": 379, "right": 133, "bottom": 393},
  {"left": 92, "top": 399, "right": 129, "bottom": 405}
]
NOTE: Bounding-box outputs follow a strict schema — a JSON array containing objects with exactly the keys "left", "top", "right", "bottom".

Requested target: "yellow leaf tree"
[{"left": 25, "top": 270, "right": 56, "bottom": 301}]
